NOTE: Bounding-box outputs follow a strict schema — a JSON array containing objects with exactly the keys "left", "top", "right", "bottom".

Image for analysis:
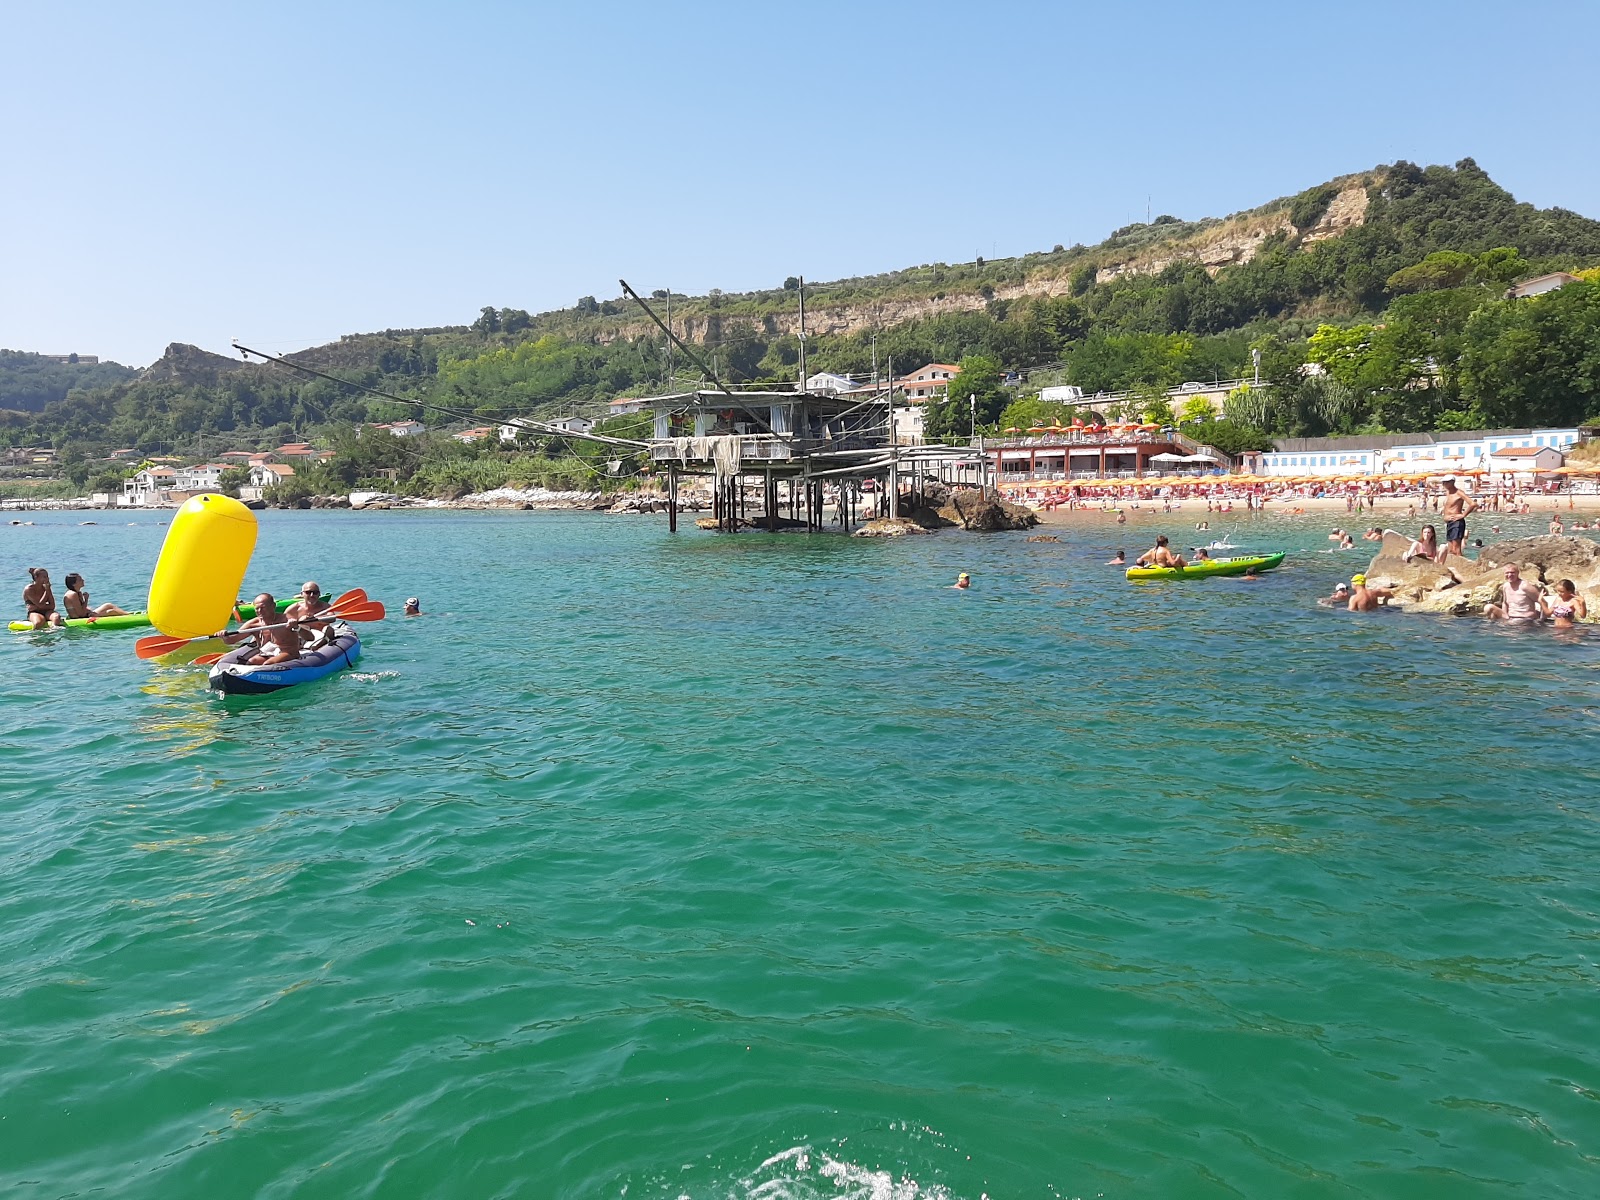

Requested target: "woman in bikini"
[
  {"left": 1543, "top": 579, "right": 1587, "bottom": 629},
  {"left": 22, "top": 567, "right": 64, "bottom": 629},
  {"left": 62, "top": 573, "right": 129, "bottom": 621}
]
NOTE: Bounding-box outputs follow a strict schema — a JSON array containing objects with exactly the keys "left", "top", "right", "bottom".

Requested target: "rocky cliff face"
[{"left": 140, "top": 342, "right": 245, "bottom": 385}]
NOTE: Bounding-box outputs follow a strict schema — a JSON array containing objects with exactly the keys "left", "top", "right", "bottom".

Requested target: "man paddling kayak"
[{"left": 224, "top": 592, "right": 302, "bottom": 665}]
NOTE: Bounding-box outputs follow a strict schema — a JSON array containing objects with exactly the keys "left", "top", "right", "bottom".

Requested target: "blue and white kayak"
[{"left": 207, "top": 626, "right": 361, "bottom": 695}]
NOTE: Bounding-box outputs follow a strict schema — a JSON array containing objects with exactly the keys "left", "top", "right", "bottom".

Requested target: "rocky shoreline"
[{"left": 1365, "top": 533, "right": 1600, "bottom": 619}]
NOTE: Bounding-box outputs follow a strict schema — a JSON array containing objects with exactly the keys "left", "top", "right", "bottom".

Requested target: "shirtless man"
[
  {"left": 1484, "top": 564, "right": 1544, "bottom": 623},
  {"left": 1134, "top": 535, "right": 1186, "bottom": 569},
  {"left": 226, "top": 592, "right": 302, "bottom": 664},
  {"left": 284, "top": 581, "right": 333, "bottom": 645},
  {"left": 1439, "top": 477, "right": 1478, "bottom": 560},
  {"left": 1347, "top": 573, "right": 1397, "bottom": 612},
  {"left": 22, "top": 567, "right": 64, "bottom": 629}
]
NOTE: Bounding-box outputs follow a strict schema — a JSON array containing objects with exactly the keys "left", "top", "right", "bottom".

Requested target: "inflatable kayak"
[
  {"left": 10, "top": 597, "right": 289, "bottom": 633},
  {"left": 208, "top": 626, "right": 361, "bottom": 695},
  {"left": 1126, "top": 552, "right": 1286, "bottom": 581}
]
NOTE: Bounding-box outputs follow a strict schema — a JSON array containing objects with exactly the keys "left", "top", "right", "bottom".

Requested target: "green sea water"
[{"left": 3, "top": 507, "right": 1598, "bottom": 1199}]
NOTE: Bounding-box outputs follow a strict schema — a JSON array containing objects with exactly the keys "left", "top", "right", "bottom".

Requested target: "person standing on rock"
[{"left": 1439, "top": 477, "right": 1478, "bottom": 561}]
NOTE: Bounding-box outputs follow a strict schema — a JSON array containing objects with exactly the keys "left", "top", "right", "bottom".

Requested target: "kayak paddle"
[
  {"left": 192, "top": 603, "right": 386, "bottom": 667},
  {"left": 134, "top": 588, "right": 372, "bottom": 659}
]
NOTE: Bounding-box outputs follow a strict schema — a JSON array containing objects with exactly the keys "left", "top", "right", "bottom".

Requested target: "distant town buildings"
[{"left": 1248, "top": 428, "right": 1580, "bottom": 478}]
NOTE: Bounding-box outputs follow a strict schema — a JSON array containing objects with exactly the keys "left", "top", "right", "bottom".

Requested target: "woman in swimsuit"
[
  {"left": 22, "top": 567, "right": 64, "bottom": 629},
  {"left": 62, "top": 573, "right": 129, "bottom": 621},
  {"left": 1403, "top": 525, "right": 1440, "bottom": 565},
  {"left": 1543, "top": 579, "right": 1587, "bottom": 628}
]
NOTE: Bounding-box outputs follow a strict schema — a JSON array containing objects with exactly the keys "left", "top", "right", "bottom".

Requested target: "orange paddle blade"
[
  {"left": 135, "top": 632, "right": 218, "bottom": 659},
  {"left": 322, "top": 601, "right": 385, "bottom": 622},
  {"left": 193, "top": 652, "right": 227, "bottom": 666}
]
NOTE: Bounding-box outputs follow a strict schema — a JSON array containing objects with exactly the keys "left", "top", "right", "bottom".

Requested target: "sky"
[{"left": 4, "top": 0, "right": 1598, "bottom": 367}]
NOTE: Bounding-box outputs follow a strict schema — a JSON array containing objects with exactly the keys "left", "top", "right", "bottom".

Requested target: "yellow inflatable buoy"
[{"left": 148, "top": 495, "right": 258, "bottom": 638}]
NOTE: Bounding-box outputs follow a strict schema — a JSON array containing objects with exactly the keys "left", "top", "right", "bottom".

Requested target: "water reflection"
[{"left": 137, "top": 667, "right": 224, "bottom": 753}]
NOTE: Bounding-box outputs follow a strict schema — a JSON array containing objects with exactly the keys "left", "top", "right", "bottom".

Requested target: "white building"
[
  {"left": 1487, "top": 445, "right": 1564, "bottom": 476},
  {"left": 1508, "top": 272, "right": 1580, "bottom": 300},
  {"left": 369, "top": 420, "right": 425, "bottom": 437},
  {"left": 123, "top": 467, "right": 176, "bottom": 502},
  {"left": 1253, "top": 428, "right": 1579, "bottom": 479},
  {"left": 804, "top": 372, "right": 859, "bottom": 394},
  {"left": 608, "top": 397, "right": 648, "bottom": 416},
  {"left": 174, "top": 463, "right": 226, "bottom": 492},
  {"left": 251, "top": 463, "right": 297, "bottom": 488},
  {"left": 893, "top": 404, "right": 926, "bottom": 446},
  {"left": 896, "top": 363, "right": 960, "bottom": 402},
  {"left": 452, "top": 426, "right": 496, "bottom": 444}
]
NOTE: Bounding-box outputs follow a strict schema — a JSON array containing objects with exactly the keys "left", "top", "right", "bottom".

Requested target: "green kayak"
[
  {"left": 1126, "top": 552, "right": 1286, "bottom": 581},
  {"left": 9, "top": 598, "right": 288, "bottom": 633}
]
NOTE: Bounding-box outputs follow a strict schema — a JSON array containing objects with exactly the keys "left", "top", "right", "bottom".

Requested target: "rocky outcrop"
[
  {"left": 140, "top": 343, "right": 244, "bottom": 385},
  {"left": 853, "top": 517, "right": 934, "bottom": 538},
  {"left": 937, "top": 489, "right": 1039, "bottom": 532},
  {"left": 1301, "top": 183, "right": 1371, "bottom": 243},
  {"left": 1365, "top": 534, "right": 1600, "bottom": 617}
]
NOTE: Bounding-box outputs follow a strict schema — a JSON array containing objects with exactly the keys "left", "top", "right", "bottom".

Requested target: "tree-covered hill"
[
  {"left": 6, "top": 157, "right": 1600, "bottom": 485},
  {"left": 0, "top": 351, "right": 137, "bottom": 413}
]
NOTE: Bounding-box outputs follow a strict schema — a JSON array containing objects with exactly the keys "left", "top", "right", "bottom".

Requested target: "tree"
[
  {"left": 924, "top": 355, "right": 1008, "bottom": 441},
  {"left": 783, "top": 277, "right": 800, "bottom": 291},
  {"left": 1460, "top": 280, "right": 1600, "bottom": 427},
  {"left": 471, "top": 306, "right": 501, "bottom": 338},
  {"left": 1179, "top": 394, "right": 1213, "bottom": 423},
  {"left": 218, "top": 465, "right": 251, "bottom": 498},
  {"left": 1386, "top": 251, "right": 1477, "bottom": 294}
]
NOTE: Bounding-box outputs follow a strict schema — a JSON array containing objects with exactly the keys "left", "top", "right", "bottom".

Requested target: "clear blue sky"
[{"left": 5, "top": 0, "right": 1597, "bottom": 367}]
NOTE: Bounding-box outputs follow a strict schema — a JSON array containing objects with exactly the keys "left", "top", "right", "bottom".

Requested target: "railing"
[{"left": 647, "top": 432, "right": 888, "bottom": 463}]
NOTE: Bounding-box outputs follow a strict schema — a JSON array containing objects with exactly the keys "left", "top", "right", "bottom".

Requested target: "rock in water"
[
  {"left": 937, "top": 489, "right": 1039, "bottom": 532},
  {"left": 1366, "top": 534, "right": 1600, "bottom": 616},
  {"left": 853, "top": 518, "right": 933, "bottom": 538}
]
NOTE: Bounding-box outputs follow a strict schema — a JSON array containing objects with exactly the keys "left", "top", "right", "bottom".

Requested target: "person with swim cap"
[
  {"left": 952, "top": 573, "right": 971, "bottom": 589},
  {"left": 403, "top": 597, "right": 422, "bottom": 615},
  {"left": 1347, "top": 573, "right": 1397, "bottom": 612}
]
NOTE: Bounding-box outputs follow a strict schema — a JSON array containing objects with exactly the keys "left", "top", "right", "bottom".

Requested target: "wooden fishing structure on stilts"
[{"left": 615, "top": 280, "right": 991, "bottom": 535}]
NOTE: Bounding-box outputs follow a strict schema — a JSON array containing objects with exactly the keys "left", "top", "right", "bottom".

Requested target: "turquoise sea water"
[{"left": 3, "top": 507, "right": 1598, "bottom": 1199}]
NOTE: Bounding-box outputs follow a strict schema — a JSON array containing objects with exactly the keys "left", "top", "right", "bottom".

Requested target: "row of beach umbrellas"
[{"left": 1004, "top": 422, "right": 1165, "bottom": 435}]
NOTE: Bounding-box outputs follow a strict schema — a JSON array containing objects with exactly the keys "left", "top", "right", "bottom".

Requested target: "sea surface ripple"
[{"left": 2, "top": 508, "right": 1598, "bottom": 1199}]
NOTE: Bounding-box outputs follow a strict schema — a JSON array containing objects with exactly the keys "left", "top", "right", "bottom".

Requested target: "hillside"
[{"left": 5, "top": 157, "right": 1600, "bottom": 492}]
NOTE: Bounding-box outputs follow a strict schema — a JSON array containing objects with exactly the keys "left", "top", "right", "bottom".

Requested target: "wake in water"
[{"left": 623, "top": 1129, "right": 1003, "bottom": 1200}]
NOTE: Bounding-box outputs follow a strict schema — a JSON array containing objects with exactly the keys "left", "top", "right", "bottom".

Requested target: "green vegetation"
[{"left": 5, "top": 158, "right": 1600, "bottom": 491}]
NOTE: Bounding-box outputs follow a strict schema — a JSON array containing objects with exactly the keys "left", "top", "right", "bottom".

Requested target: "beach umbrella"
[
  {"left": 1140, "top": 423, "right": 1161, "bottom": 432},
  {"left": 1005, "top": 427, "right": 1023, "bottom": 433}
]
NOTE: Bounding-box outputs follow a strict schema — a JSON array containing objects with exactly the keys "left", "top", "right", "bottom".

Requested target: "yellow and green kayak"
[
  {"left": 1126, "top": 552, "right": 1285, "bottom": 581},
  {"left": 9, "top": 597, "right": 288, "bottom": 633}
]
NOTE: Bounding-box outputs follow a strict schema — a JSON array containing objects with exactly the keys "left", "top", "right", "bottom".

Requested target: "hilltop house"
[
  {"left": 608, "top": 397, "right": 648, "bottom": 417},
  {"left": 896, "top": 363, "right": 960, "bottom": 402},
  {"left": 1507, "top": 272, "right": 1580, "bottom": 300},
  {"left": 452, "top": 426, "right": 496, "bottom": 444},
  {"left": 368, "top": 420, "right": 425, "bottom": 437},
  {"left": 804, "top": 371, "right": 859, "bottom": 394}
]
